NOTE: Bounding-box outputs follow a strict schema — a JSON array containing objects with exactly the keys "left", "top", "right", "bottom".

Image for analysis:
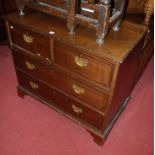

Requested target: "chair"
[
  {"left": 15, "top": 0, "right": 128, "bottom": 44},
  {"left": 71, "top": 0, "right": 128, "bottom": 44}
]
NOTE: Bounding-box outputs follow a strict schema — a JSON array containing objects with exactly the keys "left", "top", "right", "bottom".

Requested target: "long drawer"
[
  {"left": 16, "top": 69, "right": 104, "bottom": 129},
  {"left": 13, "top": 50, "right": 108, "bottom": 111},
  {"left": 9, "top": 23, "right": 52, "bottom": 62},
  {"left": 54, "top": 40, "right": 114, "bottom": 88}
]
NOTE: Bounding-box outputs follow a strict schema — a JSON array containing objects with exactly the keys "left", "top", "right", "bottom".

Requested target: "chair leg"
[
  {"left": 19, "top": 8, "right": 25, "bottom": 16},
  {"left": 15, "top": 0, "right": 25, "bottom": 16},
  {"left": 113, "top": 0, "right": 127, "bottom": 31},
  {"left": 96, "top": 1, "right": 111, "bottom": 44},
  {"left": 67, "top": 0, "right": 78, "bottom": 35},
  {"left": 113, "top": 20, "right": 121, "bottom": 31}
]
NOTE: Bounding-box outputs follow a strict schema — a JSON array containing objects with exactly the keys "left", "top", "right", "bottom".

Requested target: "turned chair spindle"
[{"left": 144, "top": 0, "right": 154, "bottom": 26}]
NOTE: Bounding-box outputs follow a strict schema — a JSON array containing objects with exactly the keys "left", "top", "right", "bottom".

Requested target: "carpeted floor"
[{"left": 0, "top": 45, "right": 154, "bottom": 155}]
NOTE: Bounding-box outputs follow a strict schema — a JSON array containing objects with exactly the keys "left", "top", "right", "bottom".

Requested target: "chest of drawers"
[{"left": 4, "top": 10, "right": 147, "bottom": 145}]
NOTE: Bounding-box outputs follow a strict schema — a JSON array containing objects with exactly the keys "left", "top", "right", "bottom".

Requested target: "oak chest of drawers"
[{"left": 4, "top": 10, "right": 147, "bottom": 145}]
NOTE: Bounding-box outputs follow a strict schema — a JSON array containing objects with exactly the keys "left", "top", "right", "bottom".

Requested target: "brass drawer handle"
[
  {"left": 72, "top": 104, "right": 83, "bottom": 114},
  {"left": 23, "top": 33, "right": 33, "bottom": 43},
  {"left": 29, "top": 81, "right": 39, "bottom": 89},
  {"left": 72, "top": 84, "right": 85, "bottom": 95},
  {"left": 74, "top": 56, "right": 88, "bottom": 67},
  {"left": 25, "top": 61, "right": 36, "bottom": 70}
]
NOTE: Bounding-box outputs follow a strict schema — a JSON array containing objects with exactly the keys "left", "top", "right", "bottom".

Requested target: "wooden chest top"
[{"left": 4, "top": 10, "right": 146, "bottom": 63}]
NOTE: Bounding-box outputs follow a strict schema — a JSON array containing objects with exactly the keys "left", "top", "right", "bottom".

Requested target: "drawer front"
[
  {"left": 16, "top": 70, "right": 104, "bottom": 129},
  {"left": 13, "top": 50, "right": 108, "bottom": 111},
  {"left": 54, "top": 40, "right": 114, "bottom": 87},
  {"left": 9, "top": 23, "right": 51, "bottom": 61}
]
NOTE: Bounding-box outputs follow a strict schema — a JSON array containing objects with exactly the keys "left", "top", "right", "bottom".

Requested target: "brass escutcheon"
[
  {"left": 74, "top": 56, "right": 88, "bottom": 67},
  {"left": 25, "top": 61, "right": 36, "bottom": 70},
  {"left": 72, "top": 104, "right": 83, "bottom": 114},
  {"left": 72, "top": 84, "right": 85, "bottom": 95},
  {"left": 29, "top": 81, "right": 39, "bottom": 89},
  {"left": 23, "top": 33, "right": 33, "bottom": 43}
]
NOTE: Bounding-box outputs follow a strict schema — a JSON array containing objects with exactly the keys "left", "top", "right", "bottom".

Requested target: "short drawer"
[
  {"left": 13, "top": 50, "right": 108, "bottom": 111},
  {"left": 54, "top": 40, "right": 114, "bottom": 87},
  {"left": 16, "top": 70, "right": 104, "bottom": 129},
  {"left": 9, "top": 23, "right": 52, "bottom": 61}
]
